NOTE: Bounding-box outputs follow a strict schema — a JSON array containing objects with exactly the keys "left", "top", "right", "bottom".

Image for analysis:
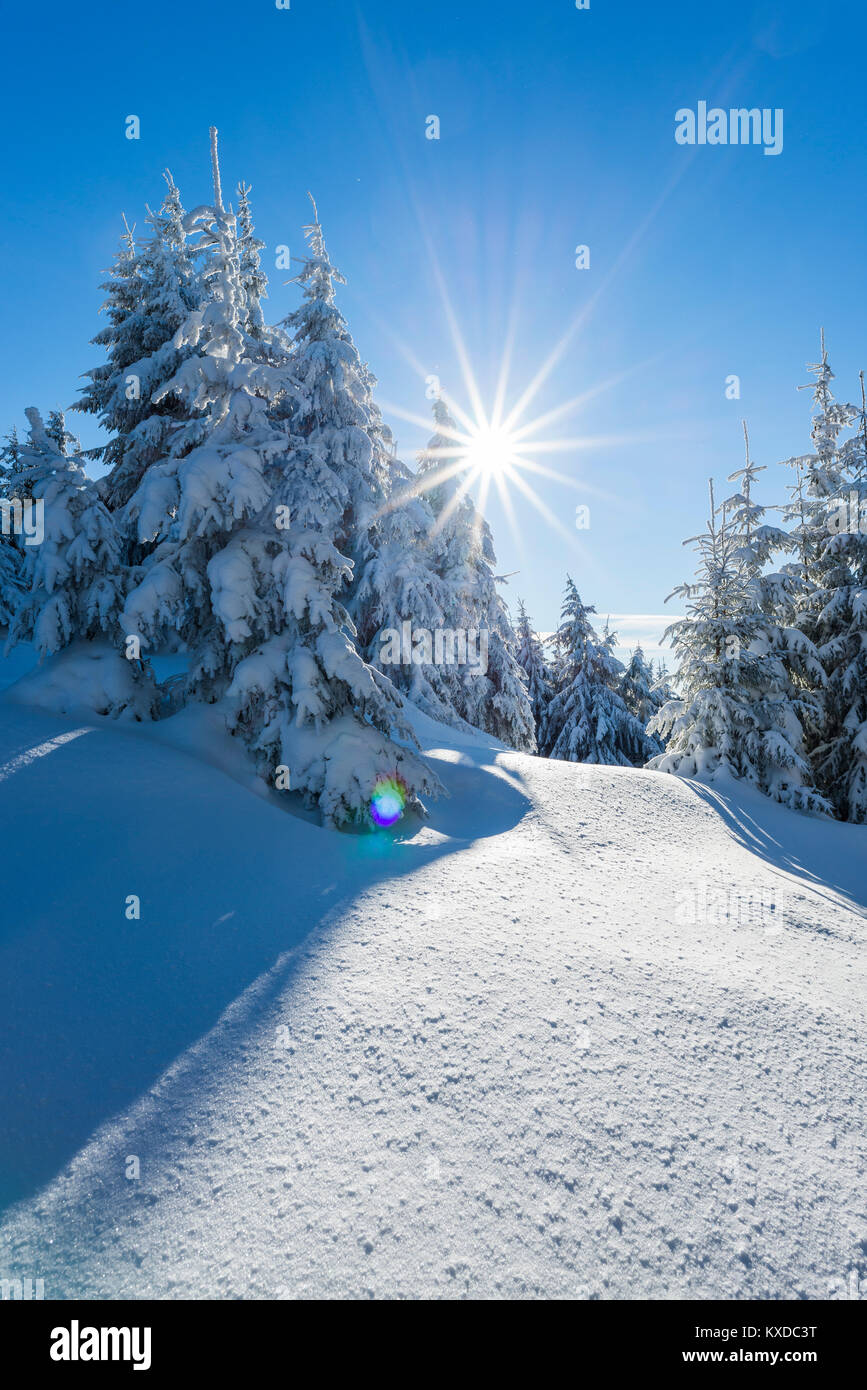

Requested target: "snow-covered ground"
[{"left": 0, "top": 648, "right": 864, "bottom": 1300}]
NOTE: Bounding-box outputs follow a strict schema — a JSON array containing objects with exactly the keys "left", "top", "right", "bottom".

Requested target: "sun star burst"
[{"left": 375, "top": 275, "right": 666, "bottom": 571}]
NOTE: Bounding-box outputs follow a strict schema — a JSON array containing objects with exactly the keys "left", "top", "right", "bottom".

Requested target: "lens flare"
[{"left": 370, "top": 776, "right": 407, "bottom": 827}]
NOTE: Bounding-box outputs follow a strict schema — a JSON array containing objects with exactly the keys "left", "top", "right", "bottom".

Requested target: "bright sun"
[
  {"left": 461, "top": 424, "right": 516, "bottom": 479},
  {"left": 374, "top": 270, "right": 636, "bottom": 555}
]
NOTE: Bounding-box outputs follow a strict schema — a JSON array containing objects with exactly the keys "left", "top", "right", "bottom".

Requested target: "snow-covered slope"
[{"left": 0, "top": 665, "right": 865, "bottom": 1300}]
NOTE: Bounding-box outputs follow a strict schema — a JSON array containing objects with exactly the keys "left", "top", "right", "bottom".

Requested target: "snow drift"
[{"left": 0, "top": 653, "right": 864, "bottom": 1299}]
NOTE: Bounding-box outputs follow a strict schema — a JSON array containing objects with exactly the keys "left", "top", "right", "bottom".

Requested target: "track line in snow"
[{"left": 0, "top": 727, "right": 93, "bottom": 784}]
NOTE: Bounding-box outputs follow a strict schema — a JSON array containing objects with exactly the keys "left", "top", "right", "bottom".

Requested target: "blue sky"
[{"left": 2, "top": 0, "right": 866, "bottom": 656}]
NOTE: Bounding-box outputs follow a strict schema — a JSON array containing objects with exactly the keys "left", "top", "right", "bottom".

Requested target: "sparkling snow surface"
[{"left": 0, "top": 678, "right": 865, "bottom": 1299}]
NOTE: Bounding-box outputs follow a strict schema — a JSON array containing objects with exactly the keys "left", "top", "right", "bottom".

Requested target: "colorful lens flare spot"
[{"left": 370, "top": 777, "right": 407, "bottom": 827}]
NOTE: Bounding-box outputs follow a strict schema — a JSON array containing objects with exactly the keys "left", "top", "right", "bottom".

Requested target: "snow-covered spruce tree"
[
  {"left": 0, "top": 427, "right": 30, "bottom": 527},
  {"left": 10, "top": 408, "right": 122, "bottom": 653},
  {"left": 45, "top": 408, "right": 79, "bottom": 457},
  {"left": 278, "top": 200, "right": 387, "bottom": 596},
  {"left": 648, "top": 482, "right": 829, "bottom": 812},
  {"left": 123, "top": 135, "right": 437, "bottom": 825},
  {"left": 0, "top": 430, "right": 24, "bottom": 625},
  {"left": 0, "top": 535, "right": 22, "bottom": 627},
  {"left": 651, "top": 658, "right": 678, "bottom": 720},
  {"left": 120, "top": 136, "right": 285, "bottom": 693},
  {"left": 809, "top": 369, "right": 867, "bottom": 820},
  {"left": 545, "top": 578, "right": 650, "bottom": 765},
  {"left": 356, "top": 460, "right": 471, "bottom": 730},
  {"left": 280, "top": 207, "right": 435, "bottom": 660},
  {"left": 226, "top": 196, "right": 438, "bottom": 824},
  {"left": 276, "top": 210, "right": 464, "bottom": 740},
  {"left": 349, "top": 383, "right": 463, "bottom": 727},
  {"left": 777, "top": 334, "right": 854, "bottom": 629},
  {"left": 5, "top": 409, "right": 155, "bottom": 713},
  {"left": 224, "top": 416, "right": 441, "bottom": 827},
  {"left": 415, "top": 397, "right": 535, "bottom": 750},
  {"left": 653, "top": 657, "right": 675, "bottom": 695},
  {"left": 515, "top": 598, "right": 553, "bottom": 752},
  {"left": 619, "top": 644, "right": 664, "bottom": 758},
  {"left": 723, "top": 420, "right": 793, "bottom": 617},
  {"left": 757, "top": 338, "right": 865, "bottom": 816},
  {"left": 721, "top": 419, "right": 827, "bottom": 751},
  {"left": 73, "top": 176, "right": 202, "bottom": 513},
  {"left": 0, "top": 426, "right": 28, "bottom": 622},
  {"left": 472, "top": 596, "right": 537, "bottom": 752},
  {"left": 71, "top": 216, "right": 144, "bottom": 479},
  {"left": 1, "top": 425, "right": 25, "bottom": 483},
  {"left": 236, "top": 181, "right": 268, "bottom": 341},
  {"left": 0, "top": 419, "right": 29, "bottom": 622}
]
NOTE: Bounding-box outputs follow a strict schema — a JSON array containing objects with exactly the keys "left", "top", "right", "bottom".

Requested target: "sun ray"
[
  {"left": 508, "top": 457, "right": 620, "bottom": 502},
  {"left": 499, "top": 311, "right": 594, "bottom": 438},
  {"left": 507, "top": 349, "right": 673, "bottom": 444},
  {"left": 427, "top": 261, "right": 489, "bottom": 432},
  {"left": 436, "top": 390, "right": 480, "bottom": 440},
  {"left": 474, "top": 467, "right": 494, "bottom": 541},
  {"left": 427, "top": 462, "right": 485, "bottom": 542},
  {"left": 490, "top": 304, "right": 519, "bottom": 432},
  {"left": 378, "top": 398, "right": 470, "bottom": 444},
  {"left": 373, "top": 454, "right": 475, "bottom": 521},
  {"left": 503, "top": 467, "right": 587, "bottom": 550},
  {"left": 514, "top": 430, "right": 664, "bottom": 454},
  {"left": 491, "top": 464, "right": 526, "bottom": 562},
  {"left": 500, "top": 162, "right": 700, "bottom": 437}
]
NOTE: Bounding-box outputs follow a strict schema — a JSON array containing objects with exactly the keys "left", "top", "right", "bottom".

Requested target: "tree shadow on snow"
[
  {"left": 686, "top": 781, "right": 867, "bottom": 918},
  {"left": 0, "top": 703, "right": 530, "bottom": 1215}
]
